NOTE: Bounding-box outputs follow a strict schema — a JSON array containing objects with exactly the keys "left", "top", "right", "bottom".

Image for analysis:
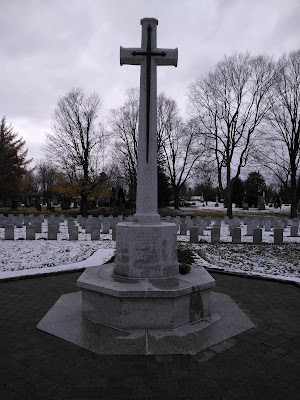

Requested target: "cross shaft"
[
  {"left": 132, "top": 25, "right": 166, "bottom": 162},
  {"left": 120, "top": 18, "right": 178, "bottom": 223}
]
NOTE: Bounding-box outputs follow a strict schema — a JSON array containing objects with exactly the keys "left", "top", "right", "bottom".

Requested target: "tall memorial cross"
[{"left": 120, "top": 18, "right": 178, "bottom": 223}]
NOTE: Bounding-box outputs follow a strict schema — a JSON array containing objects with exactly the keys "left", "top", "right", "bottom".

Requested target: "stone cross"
[{"left": 120, "top": 18, "right": 178, "bottom": 223}]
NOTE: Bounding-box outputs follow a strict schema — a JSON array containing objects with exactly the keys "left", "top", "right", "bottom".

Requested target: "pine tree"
[{"left": 0, "top": 117, "right": 31, "bottom": 203}]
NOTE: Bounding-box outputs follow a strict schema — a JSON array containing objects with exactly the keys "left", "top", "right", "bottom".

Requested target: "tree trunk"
[
  {"left": 290, "top": 151, "right": 298, "bottom": 218},
  {"left": 226, "top": 163, "right": 233, "bottom": 218},
  {"left": 173, "top": 186, "right": 180, "bottom": 210},
  {"left": 290, "top": 172, "right": 298, "bottom": 219},
  {"left": 80, "top": 193, "right": 88, "bottom": 218}
]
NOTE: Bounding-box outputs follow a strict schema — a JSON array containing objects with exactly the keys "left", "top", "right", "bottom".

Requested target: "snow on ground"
[
  {"left": 0, "top": 211, "right": 299, "bottom": 284},
  {"left": 177, "top": 216, "right": 300, "bottom": 283},
  {"left": 176, "top": 201, "right": 292, "bottom": 215},
  {"left": 0, "top": 220, "right": 115, "bottom": 280}
]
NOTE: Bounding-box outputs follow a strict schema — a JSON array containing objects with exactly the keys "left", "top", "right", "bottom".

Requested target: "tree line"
[{"left": 0, "top": 49, "right": 299, "bottom": 217}]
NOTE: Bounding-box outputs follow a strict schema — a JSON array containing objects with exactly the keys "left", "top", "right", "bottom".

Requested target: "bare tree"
[
  {"left": 258, "top": 50, "right": 300, "bottom": 217},
  {"left": 44, "top": 88, "right": 107, "bottom": 216},
  {"left": 36, "top": 160, "right": 57, "bottom": 204},
  {"left": 188, "top": 53, "right": 275, "bottom": 217},
  {"left": 109, "top": 88, "right": 139, "bottom": 203},
  {"left": 110, "top": 90, "right": 205, "bottom": 209},
  {"left": 158, "top": 93, "right": 206, "bottom": 209}
]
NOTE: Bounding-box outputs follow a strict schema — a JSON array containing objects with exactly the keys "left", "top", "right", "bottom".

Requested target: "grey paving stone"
[{"left": 0, "top": 271, "right": 299, "bottom": 399}]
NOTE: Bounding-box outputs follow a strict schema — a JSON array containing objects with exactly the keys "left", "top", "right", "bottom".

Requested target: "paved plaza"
[{"left": 0, "top": 271, "right": 299, "bottom": 399}]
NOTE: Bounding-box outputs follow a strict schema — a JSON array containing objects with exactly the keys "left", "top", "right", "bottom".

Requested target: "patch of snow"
[{"left": 1, "top": 216, "right": 299, "bottom": 284}]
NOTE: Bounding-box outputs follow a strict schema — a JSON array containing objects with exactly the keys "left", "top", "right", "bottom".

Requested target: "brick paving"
[{"left": 0, "top": 271, "right": 299, "bottom": 399}]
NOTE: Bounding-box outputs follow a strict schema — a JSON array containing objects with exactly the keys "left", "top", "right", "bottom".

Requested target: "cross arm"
[
  {"left": 154, "top": 48, "right": 178, "bottom": 67},
  {"left": 120, "top": 46, "right": 144, "bottom": 65}
]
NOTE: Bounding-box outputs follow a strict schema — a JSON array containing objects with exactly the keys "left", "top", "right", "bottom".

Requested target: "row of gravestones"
[
  {"left": 179, "top": 216, "right": 299, "bottom": 244},
  {"left": 189, "top": 226, "right": 289, "bottom": 245},
  {"left": 1, "top": 213, "right": 299, "bottom": 242},
  {"left": 0, "top": 214, "right": 128, "bottom": 241}
]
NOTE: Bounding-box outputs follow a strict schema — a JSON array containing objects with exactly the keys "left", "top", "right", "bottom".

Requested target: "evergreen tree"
[
  {"left": 231, "top": 177, "right": 245, "bottom": 208},
  {"left": 245, "top": 172, "right": 266, "bottom": 208},
  {"left": 0, "top": 117, "right": 31, "bottom": 203}
]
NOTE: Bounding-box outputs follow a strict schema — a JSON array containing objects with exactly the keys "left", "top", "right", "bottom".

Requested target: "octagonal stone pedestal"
[
  {"left": 76, "top": 263, "right": 215, "bottom": 330},
  {"left": 37, "top": 223, "right": 255, "bottom": 355}
]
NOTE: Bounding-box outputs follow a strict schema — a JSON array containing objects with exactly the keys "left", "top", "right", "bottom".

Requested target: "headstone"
[
  {"left": 69, "top": 225, "right": 78, "bottom": 240},
  {"left": 91, "top": 226, "right": 100, "bottom": 241},
  {"left": 33, "top": 221, "right": 42, "bottom": 233},
  {"left": 85, "top": 223, "right": 92, "bottom": 234},
  {"left": 198, "top": 224, "right": 204, "bottom": 236},
  {"left": 283, "top": 218, "right": 289, "bottom": 228},
  {"left": 213, "top": 219, "right": 221, "bottom": 228},
  {"left": 246, "top": 224, "right": 254, "bottom": 236},
  {"left": 26, "top": 225, "right": 36, "bottom": 240},
  {"left": 290, "top": 225, "right": 298, "bottom": 237},
  {"left": 190, "top": 227, "right": 198, "bottom": 243},
  {"left": 112, "top": 226, "right": 116, "bottom": 241},
  {"left": 5, "top": 225, "right": 14, "bottom": 240},
  {"left": 15, "top": 218, "right": 23, "bottom": 228},
  {"left": 211, "top": 227, "right": 220, "bottom": 244},
  {"left": 48, "top": 225, "right": 58, "bottom": 240},
  {"left": 292, "top": 217, "right": 299, "bottom": 226},
  {"left": 253, "top": 228, "right": 262, "bottom": 244},
  {"left": 274, "top": 228, "right": 283, "bottom": 245},
  {"left": 102, "top": 221, "right": 110, "bottom": 234},
  {"left": 265, "top": 221, "right": 271, "bottom": 232},
  {"left": 232, "top": 227, "right": 241, "bottom": 244},
  {"left": 179, "top": 223, "right": 187, "bottom": 235}
]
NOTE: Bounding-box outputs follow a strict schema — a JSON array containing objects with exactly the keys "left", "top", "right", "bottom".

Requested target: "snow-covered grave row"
[
  {"left": 0, "top": 213, "right": 299, "bottom": 244},
  {"left": 174, "top": 215, "right": 300, "bottom": 244},
  {"left": 0, "top": 213, "right": 300, "bottom": 282},
  {"left": 0, "top": 214, "right": 125, "bottom": 241}
]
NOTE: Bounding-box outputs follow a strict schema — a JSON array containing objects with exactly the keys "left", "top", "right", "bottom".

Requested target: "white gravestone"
[
  {"left": 48, "top": 225, "right": 57, "bottom": 240},
  {"left": 180, "top": 222, "right": 187, "bottom": 235},
  {"left": 5, "top": 225, "right": 14, "bottom": 240},
  {"left": 290, "top": 225, "right": 298, "bottom": 237},
  {"left": 232, "top": 227, "right": 241, "bottom": 244},
  {"left": 69, "top": 225, "right": 78, "bottom": 241},
  {"left": 26, "top": 225, "right": 36, "bottom": 240},
  {"left": 253, "top": 228, "right": 262, "bottom": 244},
  {"left": 274, "top": 228, "right": 283, "bottom": 245},
  {"left": 190, "top": 227, "right": 199, "bottom": 243},
  {"left": 91, "top": 226, "right": 100, "bottom": 241},
  {"left": 211, "top": 227, "right": 220, "bottom": 244}
]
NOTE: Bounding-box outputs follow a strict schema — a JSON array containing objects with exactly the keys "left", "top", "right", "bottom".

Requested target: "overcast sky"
[{"left": 1, "top": 0, "right": 300, "bottom": 164}]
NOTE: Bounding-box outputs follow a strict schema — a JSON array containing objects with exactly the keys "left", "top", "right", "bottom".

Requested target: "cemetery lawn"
[
  {"left": 0, "top": 220, "right": 116, "bottom": 279},
  {"left": 0, "top": 211, "right": 299, "bottom": 284},
  {"left": 178, "top": 242, "right": 300, "bottom": 284}
]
